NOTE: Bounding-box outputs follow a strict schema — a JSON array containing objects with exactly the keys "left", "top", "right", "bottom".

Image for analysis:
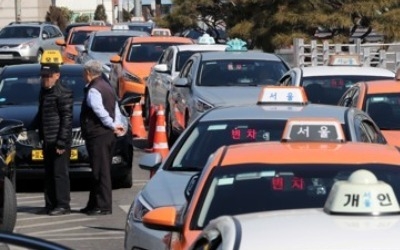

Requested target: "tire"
[
  {"left": 143, "top": 92, "right": 151, "bottom": 127},
  {"left": 112, "top": 168, "right": 133, "bottom": 189},
  {"left": 0, "top": 177, "right": 17, "bottom": 232}
]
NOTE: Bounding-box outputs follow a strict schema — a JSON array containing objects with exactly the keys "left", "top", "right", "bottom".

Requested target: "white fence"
[{"left": 275, "top": 38, "right": 400, "bottom": 72}]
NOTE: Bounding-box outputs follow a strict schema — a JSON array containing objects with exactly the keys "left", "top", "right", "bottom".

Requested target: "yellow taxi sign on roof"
[
  {"left": 324, "top": 169, "right": 400, "bottom": 215},
  {"left": 281, "top": 117, "right": 345, "bottom": 143},
  {"left": 40, "top": 50, "right": 63, "bottom": 65},
  {"left": 257, "top": 86, "right": 308, "bottom": 105},
  {"left": 328, "top": 54, "right": 361, "bottom": 66}
]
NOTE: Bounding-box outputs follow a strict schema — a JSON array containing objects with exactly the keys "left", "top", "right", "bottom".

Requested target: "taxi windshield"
[
  {"left": 365, "top": 93, "right": 400, "bottom": 130},
  {"left": 0, "top": 26, "right": 40, "bottom": 38},
  {"left": 302, "top": 75, "right": 394, "bottom": 105},
  {"left": 128, "top": 43, "right": 188, "bottom": 63},
  {"left": 91, "top": 35, "right": 131, "bottom": 52},
  {"left": 0, "top": 75, "right": 85, "bottom": 105},
  {"left": 191, "top": 164, "right": 400, "bottom": 230},
  {"left": 198, "top": 60, "right": 288, "bottom": 86},
  {"left": 70, "top": 31, "right": 91, "bottom": 45}
]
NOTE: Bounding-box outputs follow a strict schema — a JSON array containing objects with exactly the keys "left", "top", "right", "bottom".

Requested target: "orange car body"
[
  {"left": 109, "top": 36, "right": 193, "bottom": 98},
  {"left": 339, "top": 80, "right": 400, "bottom": 146},
  {"left": 143, "top": 140, "right": 400, "bottom": 250},
  {"left": 56, "top": 25, "right": 111, "bottom": 64}
]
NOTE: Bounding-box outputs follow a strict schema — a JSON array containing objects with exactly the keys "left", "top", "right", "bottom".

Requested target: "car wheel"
[
  {"left": 1, "top": 177, "right": 17, "bottom": 232},
  {"left": 36, "top": 50, "right": 43, "bottom": 63},
  {"left": 166, "top": 105, "right": 177, "bottom": 147},
  {"left": 112, "top": 168, "right": 132, "bottom": 189}
]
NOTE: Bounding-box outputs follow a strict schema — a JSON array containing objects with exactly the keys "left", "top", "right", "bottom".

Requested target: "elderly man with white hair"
[{"left": 79, "top": 59, "right": 125, "bottom": 215}]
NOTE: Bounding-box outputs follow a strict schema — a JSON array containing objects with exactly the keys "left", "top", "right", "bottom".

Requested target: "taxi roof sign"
[
  {"left": 225, "top": 38, "right": 247, "bottom": 52},
  {"left": 324, "top": 169, "right": 400, "bottom": 215},
  {"left": 257, "top": 86, "right": 308, "bottom": 105},
  {"left": 198, "top": 34, "right": 216, "bottom": 45},
  {"left": 281, "top": 118, "right": 345, "bottom": 143},
  {"left": 40, "top": 50, "right": 63, "bottom": 65},
  {"left": 328, "top": 54, "right": 361, "bottom": 66},
  {"left": 112, "top": 24, "right": 129, "bottom": 30}
]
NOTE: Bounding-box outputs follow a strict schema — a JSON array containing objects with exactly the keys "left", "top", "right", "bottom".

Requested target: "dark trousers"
[
  {"left": 43, "top": 143, "right": 71, "bottom": 209},
  {"left": 85, "top": 131, "right": 116, "bottom": 211}
]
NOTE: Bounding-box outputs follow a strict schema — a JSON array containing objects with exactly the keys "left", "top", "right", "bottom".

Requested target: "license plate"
[
  {"left": 31, "top": 149, "right": 78, "bottom": 161},
  {"left": 0, "top": 54, "right": 13, "bottom": 59}
]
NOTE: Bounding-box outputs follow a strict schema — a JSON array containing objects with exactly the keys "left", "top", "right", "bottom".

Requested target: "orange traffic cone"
[
  {"left": 130, "top": 103, "right": 147, "bottom": 139},
  {"left": 173, "top": 104, "right": 184, "bottom": 129}
]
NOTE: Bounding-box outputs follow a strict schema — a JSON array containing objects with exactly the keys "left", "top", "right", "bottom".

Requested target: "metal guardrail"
[{"left": 275, "top": 38, "right": 400, "bottom": 72}]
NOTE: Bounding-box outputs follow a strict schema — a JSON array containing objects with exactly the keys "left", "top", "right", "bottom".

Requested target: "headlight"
[
  {"left": 195, "top": 98, "right": 213, "bottom": 113},
  {"left": 128, "top": 195, "right": 151, "bottom": 222},
  {"left": 20, "top": 41, "right": 35, "bottom": 49},
  {"left": 66, "top": 53, "right": 76, "bottom": 60},
  {"left": 16, "top": 129, "right": 41, "bottom": 147},
  {"left": 122, "top": 69, "right": 142, "bottom": 84}
]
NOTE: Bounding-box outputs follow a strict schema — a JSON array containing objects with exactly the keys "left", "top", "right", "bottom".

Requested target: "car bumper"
[
  {"left": 0, "top": 49, "right": 37, "bottom": 63},
  {"left": 119, "top": 78, "right": 145, "bottom": 98},
  {"left": 125, "top": 219, "right": 167, "bottom": 250}
]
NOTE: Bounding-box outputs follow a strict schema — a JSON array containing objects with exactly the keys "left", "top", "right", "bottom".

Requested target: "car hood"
[
  {"left": 0, "top": 38, "right": 36, "bottom": 46},
  {"left": 125, "top": 62, "right": 156, "bottom": 79},
  {"left": 140, "top": 169, "right": 196, "bottom": 208},
  {"left": 0, "top": 103, "right": 82, "bottom": 130},
  {"left": 197, "top": 86, "right": 263, "bottom": 107},
  {"left": 88, "top": 52, "right": 115, "bottom": 65}
]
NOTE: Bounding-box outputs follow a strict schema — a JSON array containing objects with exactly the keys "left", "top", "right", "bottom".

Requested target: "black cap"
[{"left": 40, "top": 64, "right": 60, "bottom": 76}]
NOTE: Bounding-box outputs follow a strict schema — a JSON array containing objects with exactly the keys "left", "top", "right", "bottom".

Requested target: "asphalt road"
[{"left": 13, "top": 139, "right": 150, "bottom": 250}]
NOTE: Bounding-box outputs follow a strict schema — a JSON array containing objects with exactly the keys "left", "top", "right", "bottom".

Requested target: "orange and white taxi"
[
  {"left": 55, "top": 25, "right": 111, "bottom": 64},
  {"left": 141, "top": 118, "right": 400, "bottom": 250},
  {"left": 109, "top": 36, "right": 193, "bottom": 99},
  {"left": 338, "top": 79, "right": 400, "bottom": 146}
]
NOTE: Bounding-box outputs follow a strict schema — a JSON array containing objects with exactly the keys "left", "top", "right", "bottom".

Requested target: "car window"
[
  {"left": 365, "top": 93, "right": 400, "bottom": 130},
  {"left": 69, "top": 31, "right": 91, "bottom": 45},
  {"left": 0, "top": 26, "right": 40, "bottom": 38},
  {"left": 338, "top": 87, "right": 355, "bottom": 106},
  {"left": 361, "top": 119, "right": 386, "bottom": 144},
  {"left": 198, "top": 60, "right": 288, "bottom": 86},
  {"left": 127, "top": 43, "right": 186, "bottom": 63},
  {"left": 91, "top": 35, "right": 130, "bottom": 52},
  {"left": 191, "top": 164, "right": 400, "bottom": 230},
  {"left": 302, "top": 75, "right": 393, "bottom": 105},
  {"left": 49, "top": 26, "right": 62, "bottom": 37}
]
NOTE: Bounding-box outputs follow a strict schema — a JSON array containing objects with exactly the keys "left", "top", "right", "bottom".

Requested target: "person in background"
[
  {"left": 37, "top": 50, "right": 73, "bottom": 216},
  {"left": 80, "top": 59, "right": 125, "bottom": 216}
]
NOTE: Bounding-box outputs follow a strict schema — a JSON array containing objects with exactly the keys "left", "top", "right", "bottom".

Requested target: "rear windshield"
[
  {"left": 69, "top": 30, "right": 91, "bottom": 45},
  {"left": 365, "top": 93, "right": 400, "bottom": 130},
  {"left": 165, "top": 120, "right": 350, "bottom": 171},
  {"left": 128, "top": 43, "right": 187, "bottom": 62},
  {"left": 191, "top": 163, "right": 400, "bottom": 229},
  {"left": 302, "top": 75, "right": 394, "bottom": 105},
  {"left": 90, "top": 35, "right": 131, "bottom": 52}
]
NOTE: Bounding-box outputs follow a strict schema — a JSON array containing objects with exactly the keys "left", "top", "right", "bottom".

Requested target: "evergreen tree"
[
  {"left": 45, "top": 6, "right": 69, "bottom": 31},
  {"left": 75, "top": 14, "right": 90, "bottom": 23},
  {"left": 94, "top": 4, "right": 108, "bottom": 22}
]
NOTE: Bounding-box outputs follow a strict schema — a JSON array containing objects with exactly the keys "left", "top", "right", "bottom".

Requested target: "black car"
[
  {"left": 0, "top": 64, "right": 134, "bottom": 189},
  {"left": 0, "top": 118, "right": 23, "bottom": 232}
]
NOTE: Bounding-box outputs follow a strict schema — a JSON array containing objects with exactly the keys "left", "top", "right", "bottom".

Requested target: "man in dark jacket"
[
  {"left": 80, "top": 59, "right": 125, "bottom": 215},
  {"left": 38, "top": 51, "right": 73, "bottom": 216}
]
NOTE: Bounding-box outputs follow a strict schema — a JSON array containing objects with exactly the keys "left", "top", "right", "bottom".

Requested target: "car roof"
[
  {"left": 220, "top": 208, "right": 400, "bottom": 249},
  {"left": 92, "top": 30, "right": 149, "bottom": 37},
  {"left": 216, "top": 141, "right": 400, "bottom": 166},
  {"left": 362, "top": 79, "right": 400, "bottom": 94},
  {"left": 129, "top": 36, "right": 193, "bottom": 43},
  {"left": 299, "top": 66, "right": 395, "bottom": 77},
  {"left": 198, "top": 104, "right": 355, "bottom": 124},
  {"left": 1, "top": 64, "right": 83, "bottom": 76},
  {"left": 175, "top": 44, "right": 227, "bottom": 52},
  {"left": 199, "top": 50, "right": 284, "bottom": 61}
]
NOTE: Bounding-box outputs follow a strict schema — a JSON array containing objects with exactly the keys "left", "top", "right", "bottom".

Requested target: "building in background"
[
  {"left": 55, "top": 0, "right": 114, "bottom": 24},
  {"left": 0, "top": 0, "right": 52, "bottom": 27}
]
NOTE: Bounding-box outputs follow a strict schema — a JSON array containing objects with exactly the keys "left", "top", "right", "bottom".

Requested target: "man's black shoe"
[
  {"left": 79, "top": 207, "right": 93, "bottom": 213},
  {"left": 86, "top": 209, "right": 112, "bottom": 216},
  {"left": 36, "top": 207, "right": 52, "bottom": 215},
  {"left": 49, "top": 207, "right": 71, "bottom": 216}
]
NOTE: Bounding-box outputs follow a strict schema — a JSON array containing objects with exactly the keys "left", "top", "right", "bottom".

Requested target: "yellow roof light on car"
[
  {"left": 257, "top": 86, "right": 308, "bottom": 105},
  {"left": 40, "top": 50, "right": 63, "bottom": 65},
  {"left": 324, "top": 169, "right": 400, "bottom": 215},
  {"left": 225, "top": 38, "right": 247, "bottom": 52},
  {"left": 328, "top": 54, "right": 361, "bottom": 66},
  {"left": 281, "top": 118, "right": 345, "bottom": 143},
  {"left": 197, "top": 34, "right": 216, "bottom": 45}
]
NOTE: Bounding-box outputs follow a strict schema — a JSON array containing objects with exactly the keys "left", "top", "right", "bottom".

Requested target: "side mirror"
[
  {"left": 138, "top": 153, "right": 162, "bottom": 171},
  {"left": 110, "top": 55, "right": 122, "bottom": 64},
  {"left": 75, "top": 45, "right": 86, "bottom": 53},
  {"left": 154, "top": 64, "right": 169, "bottom": 74},
  {"left": 55, "top": 38, "right": 66, "bottom": 47},
  {"left": 184, "top": 173, "right": 200, "bottom": 201},
  {"left": 42, "top": 33, "right": 49, "bottom": 40},
  {"left": 174, "top": 78, "right": 190, "bottom": 87},
  {"left": 142, "top": 207, "right": 181, "bottom": 232}
]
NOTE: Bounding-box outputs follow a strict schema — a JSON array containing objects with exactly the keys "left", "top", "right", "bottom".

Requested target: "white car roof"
[
  {"left": 300, "top": 66, "right": 395, "bottom": 77},
  {"left": 215, "top": 208, "right": 400, "bottom": 249},
  {"left": 174, "top": 44, "right": 227, "bottom": 52}
]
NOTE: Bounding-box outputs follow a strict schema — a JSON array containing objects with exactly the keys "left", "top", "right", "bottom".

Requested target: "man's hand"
[{"left": 113, "top": 124, "right": 126, "bottom": 136}]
